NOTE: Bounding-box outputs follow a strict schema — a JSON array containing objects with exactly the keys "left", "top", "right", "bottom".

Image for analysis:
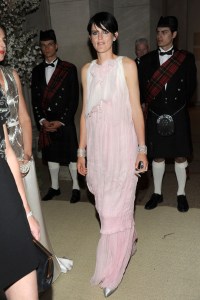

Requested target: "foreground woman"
[
  {"left": 0, "top": 24, "right": 73, "bottom": 282},
  {"left": 78, "top": 12, "right": 148, "bottom": 297},
  {"left": 0, "top": 119, "right": 39, "bottom": 300}
]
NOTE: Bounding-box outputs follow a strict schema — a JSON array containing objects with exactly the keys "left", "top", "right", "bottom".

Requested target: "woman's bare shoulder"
[
  {"left": 122, "top": 56, "right": 137, "bottom": 74},
  {"left": 122, "top": 56, "right": 136, "bottom": 67},
  {"left": 81, "top": 62, "right": 92, "bottom": 83},
  {"left": 82, "top": 62, "right": 92, "bottom": 73}
]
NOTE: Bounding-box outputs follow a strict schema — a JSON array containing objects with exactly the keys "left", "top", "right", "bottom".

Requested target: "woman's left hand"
[
  {"left": 135, "top": 153, "right": 148, "bottom": 175},
  {"left": 19, "top": 154, "right": 32, "bottom": 177},
  {"left": 28, "top": 216, "right": 40, "bottom": 241}
]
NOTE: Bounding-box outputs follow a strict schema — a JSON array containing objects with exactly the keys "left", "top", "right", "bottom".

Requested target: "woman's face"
[
  {"left": 90, "top": 23, "right": 117, "bottom": 54},
  {"left": 0, "top": 28, "right": 6, "bottom": 62}
]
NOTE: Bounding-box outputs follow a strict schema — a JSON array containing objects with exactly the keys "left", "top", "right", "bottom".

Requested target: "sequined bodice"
[
  {"left": 0, "top": 88, "right": 9, "bottom": 159},
  {"left": 0, "top": 66, "right": 24, "bottom": 159}
]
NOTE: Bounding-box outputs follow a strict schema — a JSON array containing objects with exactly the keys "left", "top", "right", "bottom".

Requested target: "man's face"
[
  {"left": 135, "top": 43, "right": 149, "bottom": 58},
  {"left": 156, "top": 27, "right": 177, "bottom": 50},
  {"left": 40, "top": 40, "right": 58, "bottom": 60}
]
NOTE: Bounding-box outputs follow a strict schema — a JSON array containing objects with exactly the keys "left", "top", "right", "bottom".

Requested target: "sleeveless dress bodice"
[
  {"left": 0, "top": 88, "right": 9, "bottom": 159},
  {"left": 0, "top": 66, "right": 24, "bottom": 160}
]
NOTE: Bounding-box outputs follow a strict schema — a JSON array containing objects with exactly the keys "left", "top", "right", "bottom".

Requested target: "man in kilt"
[
  {"left": 31, "top": 30, "right": 80, "bottom": 203},
  {"left": 139, "top": 16, "right": 197, "bottom": 212}
]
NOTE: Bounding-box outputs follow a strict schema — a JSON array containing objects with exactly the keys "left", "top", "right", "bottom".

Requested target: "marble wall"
[
  {"left": 115, "top": 0, "right": 150, "bottom": 58},
  {"left": 185, "top": 0, "right": 200, "bottom": 105},
  {"left": 89, "top": 0, "right": 114, "bottom": 16},
  {"left": 49, "top": 0, "right": 91, "bottom": 73}
]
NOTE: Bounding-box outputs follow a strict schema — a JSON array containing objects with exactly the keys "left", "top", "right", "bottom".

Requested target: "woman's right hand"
[
  {"left": 77, "top": 157, "right": 87, "bottom": 176},
  {"left": 19, "top": 157, "right": 32, "bottom": 178},
  {"left": 28, "top": 216, "right": 40, "bottom": 241}
]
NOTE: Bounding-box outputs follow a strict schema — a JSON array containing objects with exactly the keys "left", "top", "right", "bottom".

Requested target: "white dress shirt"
[
  {"left": 159, "top": 46, "right": 174, "bottom": 65},
  {"left": 45, "top": 58, "right": 58, "bottom": 84},
  {"left": 159, "top": 46, "right": 174, "bottom": 89},
  {"left": 39, "top": 58, "right": 58, "bottom": 125}
]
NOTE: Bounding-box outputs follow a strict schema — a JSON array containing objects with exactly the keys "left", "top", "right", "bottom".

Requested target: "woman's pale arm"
[
  {"left": 4, "top": 124, "right": 40, "bottom": 240},
  {"left": 77, "top": 63, "right": 89, "bottom": 176},
  {"left": 123, "top": 57, "right": 148, "bottom": 171},
  {"left": 13, "top": 70, "right": 32, "bottom": 160}
]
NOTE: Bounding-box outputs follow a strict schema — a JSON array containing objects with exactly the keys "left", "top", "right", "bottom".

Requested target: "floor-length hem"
[
  {"left": 86, "top": 57, "right": 138, "bottom": 290},
  {"left": 90, "top": 226, "right": 137, "bottom": 290},
  {"left": 23, "top": 160, "right": 73, "bottom": 281}
]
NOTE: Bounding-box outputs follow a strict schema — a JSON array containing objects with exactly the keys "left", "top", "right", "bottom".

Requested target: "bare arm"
[
  {"left": 4, "top": 124, "right": 40, "bottom": 240},
  {"left": 77, "top": 63, "right": 90, "bottom": 176},
  {"left": 123, "top": 57, "right": 148, "bottom": 171},
  {"left": 13, "top": 70, "right": 32, "bottom": 160},
  {"left": 79, "top": 63, "right": 89, "bottom": 150}
]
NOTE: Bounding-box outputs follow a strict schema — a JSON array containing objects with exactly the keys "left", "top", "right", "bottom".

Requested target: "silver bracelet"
[
  {"left": 137, "top": 145, "right": 147, "bottom": 155},
  {"left": 27, "top": 211, "right": 33, "bottom": 218},
  {"left": 20, "top": 160, "right": 32, "bottom": 174},
  {"left": 77, "top": 148, "right": 86, "bottom": 158}
]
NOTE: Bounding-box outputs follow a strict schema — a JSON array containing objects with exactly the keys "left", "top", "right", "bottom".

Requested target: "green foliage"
[{"left": 0, "top": 0, "right": 42, "bottom": 85}]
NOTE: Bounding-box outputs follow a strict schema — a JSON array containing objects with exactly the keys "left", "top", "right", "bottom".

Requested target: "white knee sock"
[
  {"left": 152, "top": 160, "right": 165, "bottom": 195},
  {"left": 69, "top": 162, "right": 80, "bottom": 190},
  {"left": 48, "top": 161, "right": 60, "bottom": 190},
  {"left": 175, "top": 161, "right": 188, "bottom": 196}
]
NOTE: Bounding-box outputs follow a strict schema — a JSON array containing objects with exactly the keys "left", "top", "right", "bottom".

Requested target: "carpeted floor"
[
  {"left": 0, "top": 107, "right": 199, "bottom": 300},
  {"left": 38, "top": 201, "right": 200, "bottom": 300},
  {"left": 37, "top": 106, "right": 200, "bottom": 300}
]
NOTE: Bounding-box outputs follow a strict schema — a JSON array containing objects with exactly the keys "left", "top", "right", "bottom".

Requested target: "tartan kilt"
[
  {"left": 146, "top": 108, "right": 193, "bottom": 159},
  {"left": 42, "top": 124, "right": 78, "bottom": 164}
]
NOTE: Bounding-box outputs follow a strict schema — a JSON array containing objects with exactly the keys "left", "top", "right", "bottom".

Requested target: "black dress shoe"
[
  {"left": 177, "top": 195, "right": 189, "bottom": 212},
  {"left": 70, "top": 189, "right": 80, "bottom": 203},
  {"left": 145, "top": 193, "right": 163, "bottom": 210},
  {"left": 42, "top": 188, "right": 61, "bottom": 201}
]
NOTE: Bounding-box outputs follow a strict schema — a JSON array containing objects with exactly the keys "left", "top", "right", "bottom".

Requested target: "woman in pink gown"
[{"left": 77, "top": 12, "right": 148, "bottom": 297}]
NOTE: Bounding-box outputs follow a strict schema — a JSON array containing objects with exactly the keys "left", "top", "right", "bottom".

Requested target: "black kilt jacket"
[
  {"left": 31, "top": 58, "right": 79, "bottom": 164},
  {"left": 139, "top": 49, "right": 197, "bottom": 159}
]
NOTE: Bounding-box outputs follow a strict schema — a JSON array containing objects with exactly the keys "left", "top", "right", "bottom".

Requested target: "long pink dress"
[{"left": 86, "top": 56, "right": 138, "bottom": 289}]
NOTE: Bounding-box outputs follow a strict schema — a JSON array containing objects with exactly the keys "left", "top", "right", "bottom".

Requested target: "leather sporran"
[
  {"left": 33, "top": 238, "right": 54, "bottom": 293},
  {"left": 156, "top": 114, "right": 175, "bottom": 136}
]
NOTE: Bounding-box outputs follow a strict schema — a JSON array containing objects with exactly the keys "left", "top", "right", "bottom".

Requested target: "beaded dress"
[
  {"left": 0, "top": 88, "right": 38, "bottom": 290},
  {"left": 1, "top": 66, "right": 72, "bottom": 281},
  {"left": 86, "top": 57, "right": 138, "bottom": 289}
]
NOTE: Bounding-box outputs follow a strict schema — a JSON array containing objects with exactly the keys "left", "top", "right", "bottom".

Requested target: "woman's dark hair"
[
  {"left": 87, "top": 12, "right": 118, "bottom": 36},
  {"left": 0, "top": 24, "right": 7, "bottom": 38}
]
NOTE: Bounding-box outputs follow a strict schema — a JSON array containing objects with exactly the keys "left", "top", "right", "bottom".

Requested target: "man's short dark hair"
[
  {"left": 157, "top": 16, "right": 178, "bottom": 33},
  {"left": 40, "top": 29, "right": 57, "bottom": 43}
]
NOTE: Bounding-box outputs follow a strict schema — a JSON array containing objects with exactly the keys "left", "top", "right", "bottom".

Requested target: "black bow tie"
[
  {"left": 45, "top": 62, "right": 54, "bottom": 67},
  {"left": 159, "top": 48, "right": 174, "bottom": 56},
  {"left": 44, "top": 58, "right": 57, "bottom": 68}
]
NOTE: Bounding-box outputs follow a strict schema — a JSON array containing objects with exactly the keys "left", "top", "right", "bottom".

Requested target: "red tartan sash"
[
  {"left": 146, "top": 50, "right": 187, "bottom": 104},
  {"left": 38, "top": 61, "right": 71, "bottom": 150},
  {"left": 42, "top": 61, "right": 71, "bottom": 110}
]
